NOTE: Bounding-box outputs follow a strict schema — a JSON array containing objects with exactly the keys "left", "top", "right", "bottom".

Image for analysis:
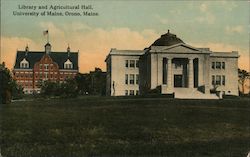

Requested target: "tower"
[
  {"left": 67, "top": 44, "right": 70, "bottom": 57},
  {"left": 45, "top": 43, "right": 51, "bottom": 54}
]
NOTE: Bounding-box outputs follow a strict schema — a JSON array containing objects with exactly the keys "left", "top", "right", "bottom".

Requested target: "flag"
[{"left": 43, "top": 30, "right": 48, "bottom": 35}]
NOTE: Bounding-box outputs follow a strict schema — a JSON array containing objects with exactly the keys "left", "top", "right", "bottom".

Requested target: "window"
[
  {"left": 129, "top": 90, "right": 134, "bottom": 95},
  {"left": 39, "top": 64, "right": 43, "bottom": 69},
  {"left": 212, "top": 62, "right": 215, "bottom": 69},
  {"left": 44, "top": 64, "right": 49, "bottom": 70},
  {"left": 20, "top": 58, "right": 29, "bottom": 68},
  {"left": 216, "top": 75, "right": 221, "bottom": 85},
  {"left": 212, "top": 75, "right": 215, "bottom": 85},
  {"left": 125, "top": 90, "right": 128, "bottom": 96},
  {"left": 130, "top": 60, "right": 135, "bottom": 68},
  {"left": 222, "top": 62, "right": 225, "bottom": 69},
  {"left": 125, "top": 74, "right": 128, "bottom": 84},
  {"left": 64, "top": 59, "right": 73, "bottom": 69},
  {"left": 222, "top": 75, "right": 225, "bottom": 85},
  {"left": 45, "top": 72, "right": 48, "bottom": 80},
  {"left": 125, "top": 60, "right": 129, "bottom": 68},
  {"left": 136, "top": 90, "right": 139, "bottom": 95},
  {"left": 216, "top": 62, "right": 221, "bottom": 69},
  {"left": 136, "top": 60, "right": 139, "bottom": 68},
  {"left": 136, "top": 74, "right": 139, "bottom": 84},
  {"left": 130, "top": 74, "right": 134, "bottom": 84}
]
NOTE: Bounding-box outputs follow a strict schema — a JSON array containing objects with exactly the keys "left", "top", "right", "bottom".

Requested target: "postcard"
[{"left": 0, "top": 0, "right": 249, "bottom": 156}]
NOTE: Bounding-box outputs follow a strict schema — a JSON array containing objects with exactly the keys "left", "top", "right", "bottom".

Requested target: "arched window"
[
  {"left": 20, "top": 58, "right": 29, "bottom": 68},
  {"left": 64, "top": 59, "right": 73, "bottom": 69}
]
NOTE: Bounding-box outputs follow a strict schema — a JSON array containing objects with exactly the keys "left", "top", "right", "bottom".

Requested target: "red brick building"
[{"left": 13, "top": 42, "right": 79, "bottom": 94}]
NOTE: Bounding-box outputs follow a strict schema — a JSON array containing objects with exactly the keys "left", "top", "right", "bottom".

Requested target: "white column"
[
  {"left": 167, "top": 58, "right": 173, "bottom": 90},
  {"left": 188, "top": 58, "right": 194, "bottom": 88}
]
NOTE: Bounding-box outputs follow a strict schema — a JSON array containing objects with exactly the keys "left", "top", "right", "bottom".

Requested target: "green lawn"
[{"left": 0, "top": 96, "right": 250, "bottom": 157}]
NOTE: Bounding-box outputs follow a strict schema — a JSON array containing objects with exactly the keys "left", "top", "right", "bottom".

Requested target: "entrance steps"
[{"left": 174, "top": 88, "right": 219, "bottom": 99}]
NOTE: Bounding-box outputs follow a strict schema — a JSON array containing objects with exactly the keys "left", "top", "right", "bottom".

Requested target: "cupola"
[{"left": 45, "top": 43, "right": 51, "bottom": 54}]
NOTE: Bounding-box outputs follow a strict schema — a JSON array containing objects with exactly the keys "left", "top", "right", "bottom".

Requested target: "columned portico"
[
  {"left": 188, "top": 58, "right": 194, "bottom": 88},
  {"left": 106, "top": 31, "right": 240, "bottom": 98}
]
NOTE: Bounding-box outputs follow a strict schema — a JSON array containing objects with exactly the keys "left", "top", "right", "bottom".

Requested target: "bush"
[
  {"left": 40, "top": 79, "right": 78, "bottom": 98},
  {"left": 60, "top": 79, "right": 78, "bottom": 98}
]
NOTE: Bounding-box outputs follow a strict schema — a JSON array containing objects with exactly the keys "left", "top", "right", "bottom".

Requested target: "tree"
[
  {"left": 238, "top": 68, "right": 250, "bottom": 95},
  {"left": 75, "top": 68, "right": 106, "bottom": 96},
  {"left": 40, "top": 79, "right": 78, "bottom": 98},
  {"left": 60, "top": 79, "right": 78, "bottom": 98},
  {"left": 0, "top": 62, "right": 23, "bottom": 104},
  {"left": 75, "top": 73, "right": 91, "bottom": 95},
  {"left": 89, "top": 68, "right": 106, "bottom": 95},
  {"left": 40, "top": 81, "right": 60, "bottom": 97}
]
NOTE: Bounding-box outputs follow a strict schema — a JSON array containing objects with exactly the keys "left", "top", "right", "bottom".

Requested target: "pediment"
[{"left": 156, "top": 43, "right": 202, "bottom": 53}]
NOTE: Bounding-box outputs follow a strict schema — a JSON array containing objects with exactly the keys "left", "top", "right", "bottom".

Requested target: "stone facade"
[{"left": 105, "top": 31, "right": 239, "bottom": 99}]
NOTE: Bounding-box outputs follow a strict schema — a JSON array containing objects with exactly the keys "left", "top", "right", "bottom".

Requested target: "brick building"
[{"left": 13, "top": 42, "right": 79, "bottom": 94}]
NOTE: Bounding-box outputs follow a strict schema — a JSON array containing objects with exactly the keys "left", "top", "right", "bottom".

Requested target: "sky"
[{"left": 1, "top": 0, "right": 249, "bottom": 72}]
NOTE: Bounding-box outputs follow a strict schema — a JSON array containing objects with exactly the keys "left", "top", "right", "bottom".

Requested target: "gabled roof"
[
  {"left": 14, "top": 51, "right": 78, "bottom": 70},
  {"left": 150, "top": 43, "right": 211, "bottom": 54}
]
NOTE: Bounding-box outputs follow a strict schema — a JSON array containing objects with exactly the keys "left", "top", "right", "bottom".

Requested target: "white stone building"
[{"left": 105, "top": 31, "right": 239, "bottom": 99}]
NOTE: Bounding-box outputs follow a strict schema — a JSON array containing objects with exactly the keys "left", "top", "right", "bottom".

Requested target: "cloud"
[
  {"left": 190, "top": 42, "right": 249, "bottom": 71},
  {"left": 220, "top": 1, "right": 238, "bottom": 11},
  {"left": 66, "top": 27, "right": 158, "bottom": 72},
  {"left": 200, "top": 3, "right": 208, "bottom": 12},
  {"left": 154, "top": 14, "right": 169, "bottom": 25},
  {"left": 196, "top": 12, "right": 215, "bottom": 24},
  {"left": 1, "top": 22, "right": 159, "bottom": 73},
  {"left": 225, "top": 25, "right": 244, "bottom": 34},
  {"left": 0, "top": 37, "right": 41, "bottom": 69},
  {"left": 40, "top": 22, "right": 65, "bottom": 41},
  {"left": 62, "top": 22, "right": 92, "bottom": 32},
  {"left": 196, "top": 2, "right": 216, "bottom": 24},
  {"left": 2, "top": 22, "right": 247, "bottom": 73}
]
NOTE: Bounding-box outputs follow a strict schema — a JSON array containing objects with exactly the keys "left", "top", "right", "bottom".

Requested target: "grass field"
[{"left": 0, "top": 96, "right": 250, "bottom": 157}]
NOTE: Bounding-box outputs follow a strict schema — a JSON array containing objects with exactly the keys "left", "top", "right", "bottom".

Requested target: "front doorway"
[{"left": 174, "top": 75, "right": 183, "bottom": 87}]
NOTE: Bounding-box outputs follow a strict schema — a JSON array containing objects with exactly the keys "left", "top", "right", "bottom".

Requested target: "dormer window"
[
  {"left": 64, "top": 59, "right": 73, "bottom": 69},
  {"left": 20, "top": 58, "right": 29, "bottom": 68}
]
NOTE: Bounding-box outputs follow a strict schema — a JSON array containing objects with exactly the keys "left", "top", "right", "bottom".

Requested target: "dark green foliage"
[
  {"left": 41, "top": 81, "right": 60, "bottom": 97},
  {"left": 0, "top": 62, "right": 23, "bottom": 104},
  {"left": 238, "top": 68, "right": 250, "bottom": 95},
  {"left": 75, "top": 73, "right": 90, "bottom": 95},
  {"left": 1, "top": 97, "right": 249, "bottom": 156},
  {"left": 41, "top": 79, "right": 78, "bottom": 98},
  {"left": 75, "top": 68, "right": 106, "bottom": 95},
  {"left": 60, "top": 79, "right": 78, "bottom": 98}
]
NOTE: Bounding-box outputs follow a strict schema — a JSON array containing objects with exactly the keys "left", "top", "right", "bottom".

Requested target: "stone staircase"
[{"left": 174, "top": 88, "right": 219, "bottom": 99}]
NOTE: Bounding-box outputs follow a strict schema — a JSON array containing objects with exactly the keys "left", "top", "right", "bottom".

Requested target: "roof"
[
  {"left": 151, "top": 30, "right": 184, "bottom": 46},
  {"left": 105, "top": 49, "right": 145, "bottom": 62},
  {"left": 14, "top": 51, "right": 78, "bottom": 70},
  {"left": 109, "top": 49, "right": 145, "bottom": 55},
  {"left": 210, "top": 51, "right": 239, "bottom": 58}
]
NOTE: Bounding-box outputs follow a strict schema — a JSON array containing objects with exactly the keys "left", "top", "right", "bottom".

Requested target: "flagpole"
[{"left": 47, "top": 30, "right": 49, "bottom": 43}]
